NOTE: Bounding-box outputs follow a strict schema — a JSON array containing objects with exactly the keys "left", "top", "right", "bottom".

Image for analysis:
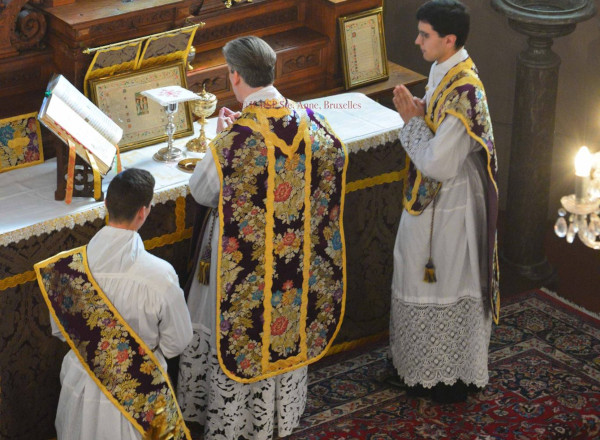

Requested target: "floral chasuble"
[
  {"left": 403, "top": 57, "right": 500, "bottom": 324},
  {"left": 34, "top": 248, "right": 191, "bottom": 440},
  {"left": 210, "top": 99, "right": 348, "bottom": 382}
]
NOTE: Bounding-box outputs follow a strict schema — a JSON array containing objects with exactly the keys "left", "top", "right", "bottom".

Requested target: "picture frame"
[
  {"left": 88, "top": 61, "right": 194, "bottom": 152},
  {"left": 338, "top": 7, "right": 389, "bottom": 90},
  {"left": 0, "top": 112, "right": 44, "bottom": 173}
]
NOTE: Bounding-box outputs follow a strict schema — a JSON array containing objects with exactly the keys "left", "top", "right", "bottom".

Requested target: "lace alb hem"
[
  {"left": 177, "top": 328, "right": 307, "bottom": 439},
  {"left": 389, "top": 296, "right": 492, "bottom": 388}
]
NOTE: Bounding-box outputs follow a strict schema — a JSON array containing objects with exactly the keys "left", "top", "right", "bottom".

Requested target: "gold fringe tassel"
[
  {"left": 197, "top": 260, "right": 210, "bottom": 285},
  {"left": 196, "top": 210, "right": 216, "bottom": 285},
  {"left": 423, "top": 258, "right": 437, "bottom": 283}
]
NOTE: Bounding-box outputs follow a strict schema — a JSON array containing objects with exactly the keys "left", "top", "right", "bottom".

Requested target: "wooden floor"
[{"left": 499, "top": 214, "right": 600, "bottom": 315}]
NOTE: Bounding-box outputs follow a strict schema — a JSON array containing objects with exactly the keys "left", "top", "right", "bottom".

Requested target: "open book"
[{"left": 38, "top": 74, "right": 123, "bottom": 175}]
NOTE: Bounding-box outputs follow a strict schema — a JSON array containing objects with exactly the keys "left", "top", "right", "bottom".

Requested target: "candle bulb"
[{"left": 575, "top": 146, "right": 592, "bottom": 202}]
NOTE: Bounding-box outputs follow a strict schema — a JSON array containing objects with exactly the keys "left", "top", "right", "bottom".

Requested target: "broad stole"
[
  {"left": 403, "top": 57, "right": 500, "bottom": 324},
  {"left": 211, "top": 100, "right": 348, "bottom": 382},
  {"left": 34, "top": 247, "right": 191, "bottom": 440}
]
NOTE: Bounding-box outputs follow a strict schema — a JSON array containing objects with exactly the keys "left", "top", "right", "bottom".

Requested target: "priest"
[{"left": 177, "top": 35, "right": 348, "bottom": 439}]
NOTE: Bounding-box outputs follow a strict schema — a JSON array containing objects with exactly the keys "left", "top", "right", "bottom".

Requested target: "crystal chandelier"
[{"left": 554, "top": 146, "right": 600, "bottom": 249}]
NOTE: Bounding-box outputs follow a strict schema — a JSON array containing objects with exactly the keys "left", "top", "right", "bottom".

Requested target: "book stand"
[{"left": 55, "top": 144, "right": 104, "bottom": 201}]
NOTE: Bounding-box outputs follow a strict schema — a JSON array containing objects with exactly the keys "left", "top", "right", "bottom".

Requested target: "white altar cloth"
[{"left": 0, "top": 93, "right": 402, "bottom": 245}]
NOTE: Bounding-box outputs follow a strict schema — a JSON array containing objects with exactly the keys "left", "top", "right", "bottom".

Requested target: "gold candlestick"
[{"left": 187, "top": 84, "right": 217, "bottom": 153}]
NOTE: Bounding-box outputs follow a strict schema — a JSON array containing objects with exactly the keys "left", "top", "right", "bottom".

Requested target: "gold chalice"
[{"left": 186, "top": 83, "right": 217, "bottom": 153}]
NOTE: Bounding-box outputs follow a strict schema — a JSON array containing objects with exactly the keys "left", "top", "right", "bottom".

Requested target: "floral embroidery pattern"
[
  {"left": 213, "top": 101, "right": 347, "bottom": 381},
  {"left": 402, "top": 58, "right": 500, "bottom": 324},
  {"left": 36, "top": 248, "right": 189, "bottom": 439},
  {"left": 404, "top": 60, "right": 496, "bottom": 215},
  {"left": 0, "top": 114, "right": 42, "bottom": 171}
]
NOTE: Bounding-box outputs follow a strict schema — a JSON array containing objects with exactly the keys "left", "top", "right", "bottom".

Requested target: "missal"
[{"left": 38, "top": 74, "right": 122, "bottom": 175}]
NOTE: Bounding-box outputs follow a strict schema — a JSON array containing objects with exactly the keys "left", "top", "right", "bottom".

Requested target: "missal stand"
[
  {"left": 38, "top": 74, "right": 121, "bottom": 204},
  {"left": 54, "top": 145, "right": 102, "bottom": 201}
]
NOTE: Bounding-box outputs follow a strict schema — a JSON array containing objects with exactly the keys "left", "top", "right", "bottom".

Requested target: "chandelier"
[{"left": 555, "top": 146, "right": 600, "bottom": 249}]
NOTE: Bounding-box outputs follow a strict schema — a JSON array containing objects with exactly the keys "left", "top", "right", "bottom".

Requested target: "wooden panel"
[
  {"left": 42, "top": 0, "right": 76, "bottom": 6},
  {"left": 306, "top": 0, "right": 382, "bottom": 87},
  {"left": 39, "top": 0, "right": 194, "bottom": 86},
  {"left": 187, "top": 65, "right": 230, "bottom": 95},
  {"left": 188, "top": 26, "right": 329, "bottom": 109},
  {"left": 193, "top": 1, "right": 304, "bottom": 51},
  {"left": 280, "top": 47, "right": 322, "bottom": 76}
]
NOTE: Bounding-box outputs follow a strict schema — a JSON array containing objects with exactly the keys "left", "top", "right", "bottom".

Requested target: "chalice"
[
  {"left": 141, "top": 85, "right": 201, "bottom": 163},
  {"left": 186, "top": 83, "right": 217, "bottom": 153}
]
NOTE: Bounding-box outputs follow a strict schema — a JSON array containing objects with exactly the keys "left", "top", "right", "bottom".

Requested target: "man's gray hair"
[{"left": 223, "top": 36, "right": 276, "bottom": 88}]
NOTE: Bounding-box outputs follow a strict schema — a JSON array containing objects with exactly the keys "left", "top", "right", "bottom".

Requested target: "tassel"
[
  {"left": 197, "top": 259, "right": 210, "bottom": 285},
  {"left": 423, "top": 258, "right": 437, "bottom": 283}
]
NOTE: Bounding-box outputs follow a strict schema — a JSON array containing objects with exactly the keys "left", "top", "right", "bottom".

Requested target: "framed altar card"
[
  {"left": 0, "top": 112, "right": 44, "bottom": 173},
  {"left": 88, "top": 61, "right": 194, "bottom": 151},
  {"left": 339, "top": 7, "right": 389, "bottom": 89}
]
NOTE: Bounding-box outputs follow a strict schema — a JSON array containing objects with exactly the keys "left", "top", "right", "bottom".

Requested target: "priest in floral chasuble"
[
  {"left": 177, "top": 36, "right": 347, "bottom": 439},
  {"left": 213, "top": 99, "right": 347, "bottom": 381}
]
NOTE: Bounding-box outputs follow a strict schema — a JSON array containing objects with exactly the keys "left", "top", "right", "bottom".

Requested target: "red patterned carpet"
[{"left": 286, "top": 289, "right": 600, "bottom": 440}]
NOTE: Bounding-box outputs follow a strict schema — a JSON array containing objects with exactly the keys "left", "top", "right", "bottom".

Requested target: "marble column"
[{"left": 491, "top": 0, "right": 596, "bottom": 280}]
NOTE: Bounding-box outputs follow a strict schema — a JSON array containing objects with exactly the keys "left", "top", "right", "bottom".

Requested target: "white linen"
[
  {"left": 177, "top": 86, "right": 308, "bottom": 439},
  {"left": 390, "top": 48, "right": 493, "bottom": 388},
  {"left": 0, "top": 92, "right": 402, "bottom": 245},
  {"left": 50, "top": 226, "right": 193, "bottom": 440}
]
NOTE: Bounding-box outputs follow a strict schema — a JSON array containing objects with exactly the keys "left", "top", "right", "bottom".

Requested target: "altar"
[{"left": 0, "top": 92, "right": 406, "bottom": 439}]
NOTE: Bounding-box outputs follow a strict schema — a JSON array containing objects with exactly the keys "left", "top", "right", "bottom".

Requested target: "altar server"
[
  {"left": 35, "top": 168, "right": 193, "bottom": 440},
  {"left": 390, "top": 0, "right": 499, "bottom": 403},
  {"left": 177, "top": 35, "right": 348, "bottom": 439}
]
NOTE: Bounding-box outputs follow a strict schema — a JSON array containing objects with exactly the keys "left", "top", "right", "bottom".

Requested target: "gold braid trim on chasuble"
[{"left": 210, "top": 101, "right": 348, "bottom": 383}]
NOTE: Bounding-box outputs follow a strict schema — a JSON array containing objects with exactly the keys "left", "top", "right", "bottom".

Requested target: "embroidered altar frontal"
[{"left": 213, "top": 102, "right": 348, "bottom": 382}]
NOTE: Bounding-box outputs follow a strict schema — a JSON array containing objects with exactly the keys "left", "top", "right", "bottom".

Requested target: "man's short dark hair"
[
  {"left": 417, "top": 0, "right": 470, "bottom": 49},
  {"left": 223, "top": 36, "right": 276, "bottom": 87},
  {"left": 105, "top": 168, "right": 155, "bottom": 223}
]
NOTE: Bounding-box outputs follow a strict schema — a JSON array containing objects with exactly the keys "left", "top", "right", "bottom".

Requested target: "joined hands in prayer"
[{"left": 393, "top": 84, "right": 425, "bottom": 124}]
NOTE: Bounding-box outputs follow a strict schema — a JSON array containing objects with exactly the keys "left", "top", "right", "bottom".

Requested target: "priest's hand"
[
  {"left": 216, "top": 107, "right": 241, "bottom": 133},
  {"left": 393, "top": 85, "right": 425, "bottom": 123}
]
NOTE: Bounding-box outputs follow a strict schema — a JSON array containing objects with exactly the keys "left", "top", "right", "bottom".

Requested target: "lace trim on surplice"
[{"left": 389, "top": 296, "right": 492, "bottom": 388}]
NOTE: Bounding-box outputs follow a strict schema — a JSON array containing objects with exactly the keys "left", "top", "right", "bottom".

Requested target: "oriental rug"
[{"left": 286, "top": 288, "right": 600, "bottom": 440}]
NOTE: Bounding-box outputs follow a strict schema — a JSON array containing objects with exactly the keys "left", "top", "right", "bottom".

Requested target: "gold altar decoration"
[
  {"left": 186, "top": 83, "right": 217, "bottom": 153},
  {"left": 338, "top": 7, "right": 389, "bottom": 89},
  {"left": 82, "top": 41, "right": 143, "bottom": 96},
  {"left": 88, "top": 62, "right": 194, "bottom": 152},
  {"left": 82, "top": 23, "right": 204, "bottom": 97},
  {"left": 0, "top": 112, "right": 44, "bottom": 173},
  {"left": 224, "top": 0, "right": 253, "bottom": 8}
]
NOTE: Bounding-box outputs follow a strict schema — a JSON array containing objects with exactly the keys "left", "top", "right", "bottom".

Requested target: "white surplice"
[
  {"left": 50, "top": 226, "right": 193, "bottom": 440},
  {"left": 177, "top": 86, "right": 308, "bottom": 440},
  {"left": 390, "top": 48, "right": 493, "bottom": 388}
]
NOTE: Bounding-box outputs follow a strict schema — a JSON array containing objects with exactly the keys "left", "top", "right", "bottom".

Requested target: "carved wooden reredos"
[{"left": 0, "top": 0, "right": 382, "bottom": 132}]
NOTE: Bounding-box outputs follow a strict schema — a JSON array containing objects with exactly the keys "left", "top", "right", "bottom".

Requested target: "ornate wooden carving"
[
  {"left": 89, "top": 10, "right": 177, "bottom": 36},
  {"left": 12, "top": 6, "right": 47, "bottom": 51},
  {"left": 193, "top": 6, "right": 298, "bottom": 44},
  {"left": 188, "top": 69, "right": 229, "bottom": 94},
  {"left": 282, "top": 50, "right": 321, "bottom": 75},
  {"left": 0, "top": 0, "right": 46, "bottom": 58}
]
